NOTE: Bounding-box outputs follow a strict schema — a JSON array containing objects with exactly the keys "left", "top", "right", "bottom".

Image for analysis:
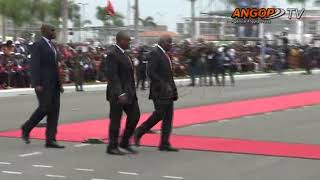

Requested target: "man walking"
[
  {"left": 105, "top": 31, "right": 140, "bottom": 155},
  {"left": 134, "top": 35, "right": 179, "bottom": 152},
  {"left": 21, "top": 24, "right": 65, "bottom": 148}
]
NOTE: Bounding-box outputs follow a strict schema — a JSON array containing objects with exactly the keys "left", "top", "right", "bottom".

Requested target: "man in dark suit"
[
  {"left": 21, "top": 24, "right": 65, "bottom": 149},
  {"left": 136, "top": 48, "right": 147, "bottom": 90},
  {"left": 134, "top": 35, "right": 179, "bottom": 152},
  {"left": 105, "top": 31, "right": 140, "bottom": 155}
]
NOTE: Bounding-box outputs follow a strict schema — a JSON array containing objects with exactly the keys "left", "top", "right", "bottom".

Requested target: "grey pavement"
[
  {"left": 0, "top": 73, "right": 319, "bottom": 179},
  {"left": 174, "top": 104, "right": 320, "bottom": 145},
  {"left": 1, "top": 69, "right": 319, "bottom": 98}
]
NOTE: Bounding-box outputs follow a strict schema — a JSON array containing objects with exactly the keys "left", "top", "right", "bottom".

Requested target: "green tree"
[
  {"left": 0, "top": 0, "right": 34, "bottom": 39},
  {"left": 30, "top": 0, "right": 50, "bottom": 22},
  {"left": 227, "top": 0, "right": 238, "bottom": 5},
  {"left": 139, "top": 16, "right": 157, "bottom": 27},
  {"left": 96, "top": 6, "right": 125, "bottom": 27},
  {"left": 46, "top": 0, "right": 81, "bottom": 27}
]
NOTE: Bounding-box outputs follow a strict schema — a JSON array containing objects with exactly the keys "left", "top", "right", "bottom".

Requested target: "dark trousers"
[
  {"left": 304, "top": 59, "right": 312, "bottom": 74},
  {"left": 0, "top": 72, "right": 8, "bottom": 87},
  {"left": 189, "top": 65, "right": 197, "bottom": 86},
  {"left": 215, "top": 66, "right": 224, "bottom": 86},
  {"left": 136, "top": 100, "right": 174, "bottom": 147},
  {"left": 274, "top": 61, "right": 283, "bottom": 74},
  {"left": 108, "top": 99, "right": 140, "bottom": 149},
  {"left": 136, "top": 70, "right": 146, "bottom": 89},
  {"left": 22, "top": 88, "right": 60, "bottom": 142},
  {"left": 74, "top": 72, "right": 84, "bottom": 91},
  {"left": 199, "top": 62, "right": 208, "bottom": 86},
  {"left": 223, "top": 65, "right": 235, "bottom": 86},
  {"left": 75, "top": 80, "right": 83, "bottom": 91}
]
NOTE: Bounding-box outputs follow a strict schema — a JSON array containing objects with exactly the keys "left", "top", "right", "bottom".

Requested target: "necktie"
[
  {"left": 124, "top": 53, "right": 134, "bottom": 70},
  {"left": 48, "top": 41, "right": 57, "bottom": 61},
  {"left": 164, "top": 52, "right": 173, "bottom": 71}
]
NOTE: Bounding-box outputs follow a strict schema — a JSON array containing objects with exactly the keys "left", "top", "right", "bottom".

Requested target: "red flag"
[{"left": 105, "top": 0, "right": 115, "bottom": 16}]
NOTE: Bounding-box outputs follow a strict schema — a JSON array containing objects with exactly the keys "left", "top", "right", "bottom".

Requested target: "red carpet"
[
  {"left": 0, "top": 90, "right": 320, "bottom": 142},
  {"left": 0, "top": 90, "right": 320, "bottom": 159},
  {"left": 141, "top": 135, "right": 320, "bottom": 160}
]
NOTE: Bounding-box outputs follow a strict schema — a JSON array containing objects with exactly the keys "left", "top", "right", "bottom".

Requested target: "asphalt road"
[{"left": 0, "top": 74, "right": 319, "bottom": 180}]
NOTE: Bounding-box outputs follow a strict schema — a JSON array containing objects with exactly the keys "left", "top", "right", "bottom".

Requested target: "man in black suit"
[
  {"left": 21, "top": 24, "right": 65, "bottom": 149},
  {"left": 105, "top": 31, "right": 140, "bottom": 155},
  {"left": 134, "top": 35, "right": 179, "bottom": 152}
]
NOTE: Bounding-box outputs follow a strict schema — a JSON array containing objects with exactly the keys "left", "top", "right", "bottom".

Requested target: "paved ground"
[{"left": 0, "top": 74, "right": 320, "bottom": 180}]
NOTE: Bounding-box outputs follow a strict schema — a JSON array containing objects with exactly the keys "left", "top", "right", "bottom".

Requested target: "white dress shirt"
[
  {"left": 157, "top": 44, "right": 172, "bottom": 70},
  {"left": 42, "top": 36, "right": 57, "bottom": 60}
]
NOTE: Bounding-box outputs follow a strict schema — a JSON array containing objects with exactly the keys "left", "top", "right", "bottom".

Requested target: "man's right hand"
[
  {"left": 34, "top": 86, "right": 43, "bottom": 92},
  {"left": 117, "top": 93, "right": 128, "bottom": 105}
]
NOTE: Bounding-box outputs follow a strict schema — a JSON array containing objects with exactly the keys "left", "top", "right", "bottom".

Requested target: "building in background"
[
  {"left": 0, "top": 17, "right": 15, "bottom": 41},
  {"left": 236, "top": 0, "right": 260, "bottom": 38},
  {"left": 138, "top": 31, "right": 179, "bottom": 45},
  {"left": 177, "top": 12, "right": 236, "bottom": 41},
  {"left": 68, "top": 24, "right": 168, "bottom": 45},
  {"left": 177, "top": 9, "right": 320, "bottom": 44}
]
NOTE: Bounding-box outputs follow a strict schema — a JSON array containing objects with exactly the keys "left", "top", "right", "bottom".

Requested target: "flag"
[{"left": 105, "top": 0, "right": 115, "bottom": 16}]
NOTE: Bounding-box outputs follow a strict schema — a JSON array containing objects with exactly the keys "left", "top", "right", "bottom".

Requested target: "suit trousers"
[
  {"left": 137, "top": 100, "right": 174, "bottom": 147},
  {"left": 108, "top": 99, "right": 140, "bottom": 149},
  {"left": 22, "top": 88, "right": 60, "bottom": 142}
]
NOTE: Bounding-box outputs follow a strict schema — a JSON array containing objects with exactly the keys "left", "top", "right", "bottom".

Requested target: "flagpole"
[
  {"left": 61, "top": 0, "right": 68, "bottom": 44},
  {"left": 127, "top": 0, "right": 131, "bottom": 30},
  {"left": 134, "top": 0, "right": 139, "bottom": 44},
  {"left": 259, "top": 0, "right": 266, "bottom": 71}
]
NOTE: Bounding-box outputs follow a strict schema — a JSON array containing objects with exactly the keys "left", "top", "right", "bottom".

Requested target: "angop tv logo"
[{"left": 231, "top": 8, "right": 305, "bottom": 20}]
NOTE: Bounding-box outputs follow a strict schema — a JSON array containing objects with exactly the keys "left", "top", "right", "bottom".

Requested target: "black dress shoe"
[
  {"left": 106, "top": 148, "right": 125, "bottom": 155},
  {"left": 133, "top": 131, "right": 141, "bottom": 147},
  {"left": 147, "top": 130, "right": 157, "bottom": 134},
  {"left": 45, "top": 141, "right": 65, "bottom": 149},
  {"left": 120, "top": 145, "right": 138, "bottom": 154},
  {"left": 159, "top": 146, "right": 179, "bottom": 152},
  {"left": 21, "top": 127, "right": 30, "bottom": 144}
]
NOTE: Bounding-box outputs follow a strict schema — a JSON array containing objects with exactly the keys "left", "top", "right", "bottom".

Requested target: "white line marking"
[
  {"left": 19, "top": 152, "right": 42, "bottom": 157},
  {"left": 190, "top": 124, "right": 203, "bottom": 127},
  {"left": 32, "top": 164, "right": 53, "bottom": 168},
  {"left": 71, "top": 108, "right": 80, "bottom": 111},
  {"left": 219, "top": 119, "right": 230, "bottom": 123},
  {"left": 0, "top": 162, "right": 11, "bottom": 165},
  {"left": 163, "top": 176, "right": 184, "bottom": 179},
  {"left": 74, "top": 143, "right": 91, "bottom": 148},
  {"left": 118, "top": 171, "right": 139, "bottom": 176},
  {"left": 75, "top": 168, "right": 94, "bottom": 172},
  {"left": 91, "top": 178, "right": 110, "bottom": 180},
  {"left": 46, "top": 174, "right": 66, "bottom": 178},
  {"left": 244, "top": 116, "right": 253, "bottom": 119},
  {"left": 2, "top": 171, "right": 22, "bottom": 175}
]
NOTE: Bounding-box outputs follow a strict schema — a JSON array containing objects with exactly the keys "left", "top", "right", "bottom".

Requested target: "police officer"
[{"left": 72, "top": 49, "right": 85, "bottom": 91}]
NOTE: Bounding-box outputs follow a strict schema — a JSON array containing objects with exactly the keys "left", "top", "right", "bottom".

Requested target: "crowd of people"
[{"left": 1, "top": 38, "right": 320, "bottom": 90}]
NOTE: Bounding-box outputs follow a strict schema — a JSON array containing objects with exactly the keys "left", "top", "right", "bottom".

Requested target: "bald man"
[
  {"left": 105, "top": 31, "right": 140, "bottom": 155},
  {"left": 21, "top": 24, "right": 65, "bottom": 148},
  {"left": 134, "top": 35, "right": 179, "bottom": 152}
]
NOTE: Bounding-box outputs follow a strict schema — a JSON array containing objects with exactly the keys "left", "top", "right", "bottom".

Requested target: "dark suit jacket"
[
  {"left": 106, "top": 45, "right": 136, "bottom": 103},
  {"left": 147, "top": 46, "right": 178, "bottom": 101},
  {"left": 30, "top": 37, "right": 61, "bottom": 91}
]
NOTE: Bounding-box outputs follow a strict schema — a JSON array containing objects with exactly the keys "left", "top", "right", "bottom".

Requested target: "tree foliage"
[
  {"left": 139, "top": 16, "right": 157, "bottom": 27},
  {"left": 96, "top": 6, "right": 125, "bottom": 27}
]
